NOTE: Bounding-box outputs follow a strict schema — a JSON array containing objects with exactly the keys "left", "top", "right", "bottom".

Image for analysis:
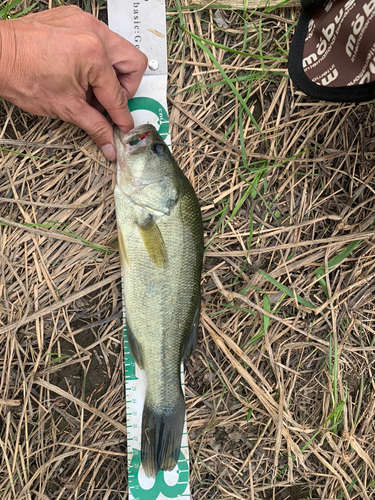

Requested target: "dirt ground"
[{"left": 1, "top": 0, "right": 375, "bottom": 499}]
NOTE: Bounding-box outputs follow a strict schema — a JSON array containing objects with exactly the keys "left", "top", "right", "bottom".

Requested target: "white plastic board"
[{"left": 108, "top": 2, "right": 190, "bottom": 499}]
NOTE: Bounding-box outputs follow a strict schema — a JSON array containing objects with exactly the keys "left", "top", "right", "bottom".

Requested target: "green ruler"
[{"left": 108, "top": 1, "right": 191, "bottom": 498}]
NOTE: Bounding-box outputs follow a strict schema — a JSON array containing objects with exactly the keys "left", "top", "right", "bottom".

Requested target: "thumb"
[{"left": 70, "top": 103, "right": 125, "bottom": 161}]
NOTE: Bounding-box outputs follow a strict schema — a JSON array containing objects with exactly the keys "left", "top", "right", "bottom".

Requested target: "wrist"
[{"left": 0, "top": 19, "right": 22, "bottom": 104}]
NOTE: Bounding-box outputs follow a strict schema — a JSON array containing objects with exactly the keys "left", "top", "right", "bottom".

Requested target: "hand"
[{"left": 0, "top": 5, "right": 148, "bottom": 160}]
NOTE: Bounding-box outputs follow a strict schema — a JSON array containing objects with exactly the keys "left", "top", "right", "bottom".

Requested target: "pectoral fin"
[{"left": 137, "top": 216, "right": 168, "bottom": 268}]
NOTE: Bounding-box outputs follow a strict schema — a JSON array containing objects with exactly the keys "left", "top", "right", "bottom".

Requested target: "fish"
[{"left": 114, "top": 124, "right": 204, "bottom": 478}]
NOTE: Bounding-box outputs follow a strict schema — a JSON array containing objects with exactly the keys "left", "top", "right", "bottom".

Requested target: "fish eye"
[{"left": 152, "top": 143, "right": 167, "bottom": 156}]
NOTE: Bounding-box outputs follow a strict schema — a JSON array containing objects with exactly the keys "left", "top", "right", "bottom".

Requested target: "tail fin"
[{"left": 141, "top": 395, "right": 185, "bottom": 478}]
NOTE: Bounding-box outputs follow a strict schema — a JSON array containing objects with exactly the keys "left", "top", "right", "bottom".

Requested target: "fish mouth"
[
  {"left": 114, "top": 123, "right": 157, "bottom": 153},
  {"left": 114, "top": 124, "right": 162, "bottom": 200}
]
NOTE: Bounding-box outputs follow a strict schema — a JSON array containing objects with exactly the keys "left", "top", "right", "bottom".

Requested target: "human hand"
[{"left": 0, "top": 5, "right": 148, "bottom": 160}]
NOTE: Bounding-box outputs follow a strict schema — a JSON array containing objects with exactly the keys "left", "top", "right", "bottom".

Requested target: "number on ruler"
[{"left": 129, "top": 449, "right": 189, "bottom": 500}]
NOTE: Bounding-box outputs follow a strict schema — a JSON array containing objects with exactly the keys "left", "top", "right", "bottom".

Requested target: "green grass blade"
[
  {"left": 263, "top": 293, "right": 270, "bottom": 332},
  {"left": 0, "top": 0, "right": 22, "bottom": 18},
  {"left": 184, "top": 32, "right": 270, "bottom": 147},
  {"left": 204, "top": 200, "right": 229, "bottom": 252},
  {"left": 11, "top": 0, "right": 40, "bottom": 17},
  {"left": 315, "top": 240, "right": 362, "bottom": 298},
  {"left": 0, "top": 146, "right": 67, "bottom": 162},
  {"left": 0, "top": 219, "right": 112, "bottom": 253},
  {"left": 316, "top": 239, "right": 362, "bottom": 276},
  {"left": 174, "top": 0, "right": 184, "bottom": 26},
  {"left": 1, "top": 0, "right": 40, "bottom": 18},
  {"left": 183, "top": 26, "right": 286, "bottom": 62},
  {"left": 258, "top": 269, "right": 316, "bottom": 310}
]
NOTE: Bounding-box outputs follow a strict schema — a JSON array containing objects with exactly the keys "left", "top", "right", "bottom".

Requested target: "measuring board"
[{"left": 107, "top": 1, "right": 191, "bottom": 499}]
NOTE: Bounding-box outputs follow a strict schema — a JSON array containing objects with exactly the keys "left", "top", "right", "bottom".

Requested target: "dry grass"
[{"left": 1, "top": 1, "right": 375, "bottom": 499}]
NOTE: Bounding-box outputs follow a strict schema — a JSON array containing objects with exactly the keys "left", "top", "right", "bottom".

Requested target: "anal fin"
[
  {"left": 181, "top": 298, "right": 200, "bottom": 361},
  {"left": 126, "top": 319, "right": 145, "bottom": 369}
]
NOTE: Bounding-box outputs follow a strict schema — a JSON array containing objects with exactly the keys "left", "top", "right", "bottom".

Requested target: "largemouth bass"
[{"left": 114, "top": 124, "right": 204, "bottom": 478}]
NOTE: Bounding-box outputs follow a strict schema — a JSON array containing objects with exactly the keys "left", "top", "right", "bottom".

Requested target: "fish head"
[
  {"left": 114, "top": 124, "right": 182, "bottom": 215},
  {"left": 114, "top": 124, "right": 177, "bottom": 190}
]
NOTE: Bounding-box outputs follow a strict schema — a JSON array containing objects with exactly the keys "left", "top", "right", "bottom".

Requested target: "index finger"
[
  {"left": 101, "top": 27, "right": 148, "bottom": 99},
  {"left": 89, "top": 55, "right": 135, "bottom": 133}
]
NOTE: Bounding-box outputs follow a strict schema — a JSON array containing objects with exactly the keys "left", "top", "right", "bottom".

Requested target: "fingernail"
[{"left": 101, "top": 143, "right": 116, "bottom": 161}]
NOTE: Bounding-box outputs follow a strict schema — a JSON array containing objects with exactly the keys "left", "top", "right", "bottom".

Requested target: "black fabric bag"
[{"left": 288, "top": 0, "right": 375, "bottom": 102}]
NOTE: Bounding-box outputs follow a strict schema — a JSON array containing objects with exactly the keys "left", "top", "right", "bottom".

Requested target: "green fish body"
[{"left": 114, "top": 124, "right": 203, "bottom": 478}]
